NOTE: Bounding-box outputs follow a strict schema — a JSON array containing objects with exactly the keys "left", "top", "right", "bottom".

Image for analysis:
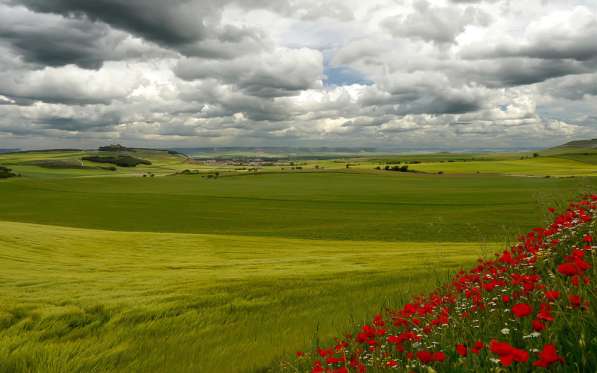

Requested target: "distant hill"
[
  {"left": 560, "top": 138, "right": 597, "bottom": 148},
  {"left": 541, "top": 138, "right": 597, "bottom": 164},
  {"left": 0, "top": 148, "right": 20, "bottom": 154}
]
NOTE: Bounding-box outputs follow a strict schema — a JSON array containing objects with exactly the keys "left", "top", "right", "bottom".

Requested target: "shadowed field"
[{"left": 0, "top": 173, "right": 595, "bottom": 242}]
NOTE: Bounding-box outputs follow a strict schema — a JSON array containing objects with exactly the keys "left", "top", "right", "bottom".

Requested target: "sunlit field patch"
[{"left": 0, "top": 222, "right": 497, "bottom": 372}]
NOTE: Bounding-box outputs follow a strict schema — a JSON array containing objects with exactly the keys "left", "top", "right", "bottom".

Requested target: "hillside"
[
  {"left": 289, "top": 195, "right": 597, "bottom": 372},
  {"left": 560, "top": 138, "right": 597, "bottom": 148},
  {"left": 0, "top": 147, "right": 190, "bottom": 178},
  {"left": 539, "top": 139, "right": 597, "bottom": 165},
  {"left": 0, "top": 220, "right": 497, "bottom": 372}
]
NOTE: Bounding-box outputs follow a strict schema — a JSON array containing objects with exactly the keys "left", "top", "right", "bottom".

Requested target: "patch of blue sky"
[{"left": 323, "top": 65, "right": 373, "bottom": 87}]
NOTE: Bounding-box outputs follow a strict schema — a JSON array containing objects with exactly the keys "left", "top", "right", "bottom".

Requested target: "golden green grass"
[
  {"left": 376, "top": 157, "right": 597, "bottom": 176},
  {"left": 0, "top": 221, "right": 500, "bottom": 372}
]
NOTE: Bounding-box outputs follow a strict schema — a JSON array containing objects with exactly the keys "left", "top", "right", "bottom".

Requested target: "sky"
[{"left": 0, "top": 0, "right": 596, "bottom": 150}]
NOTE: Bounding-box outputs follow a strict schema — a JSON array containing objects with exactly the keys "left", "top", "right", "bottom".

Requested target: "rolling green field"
[
  {"left": 401, "top": 157, "right": 597, "bottom": 176},
  {"left": 0, "top": 147, "right": 596, "bottom": 372},
  {"left": 0, "top": 221, "right": 499, "bottom": 372},
  {"left": 0, "top": 173, "right": 595, "bottom": 242}
]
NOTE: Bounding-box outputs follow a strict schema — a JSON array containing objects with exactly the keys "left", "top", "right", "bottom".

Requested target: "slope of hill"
[
  {"left": 559, "top": 138, "right": 597, "bottom": 148},
  {"left": 288, "top": 195, "right": 596, "bottom": 372},
  {"left": 0, "top": 220, "right": 497, "bottom": 372},
  {"left": 0, "top": 147, "right": 190, "bottom": 177},
  {"left": 540, "top": 139, "right": 597, "bottom": 165}
]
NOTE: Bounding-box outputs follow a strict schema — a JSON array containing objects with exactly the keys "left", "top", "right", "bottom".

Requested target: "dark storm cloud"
[
  {"left": 38, "top": 112, "right": 121, "bottom": 131},
  {"left": 175, "top": 48, "right": 323, "bottom": 98},
  {"left": 178, "top": 82, "right": 293, "bottom": 122},
  {"left": 0, "top": 5, "right": 169, "bottom": 69},
  {"left": 360, "top": 90, "right": 483, "bottom": 116},
  {"left": 9, "top": 0, "right": 207, "bottom": 47},
  {"left": 467, "top": 34, "right": 597, "bottom": 62},
  {"left": 467, "top": 58, "right": 591, "bottom": 87},
  {"left": 8, "top": 0, "right": 272, "bottom": 60}
]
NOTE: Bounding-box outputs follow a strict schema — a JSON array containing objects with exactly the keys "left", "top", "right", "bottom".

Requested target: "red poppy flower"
[
  {"left": 311, "top": 360, "right": 324, "bottom": 373},
  {"left": 557, "top": 262, "right": 579, "bottom": 276},
  {"left": 544, "top": 290, "right": 560, "bottom": 301},
  {"left": 512, "top": 303, "right": 533, "bottom": 318},
  {"left": 533, "top": 344, "right": 564, "bottom": 368},
  {"left": 433, "top": 352, "right": 446, "bottom": 362},
  {"left": 416, "top": 351, "right": 433, "bottom": 364},
  {"left": 490, "top": 340, "right": 529, "bottom": 366},
  {"left": 373, "top": 314, "right": 385, "bottom": 327},
  {"left": 568, "top": 294, "right": 581, "bottom": 308},
  {"left": 472, "top": 341, "right": 484, "bottom": 354},
  {"left": 456, "top": 343, "right": 467, "bottom": 357},
  {"left": 490, "top": 340, "right": 513, "bottom": 356},
  {"left": 532, "top": 319, "right": 545, "bottom": 331},
  {"left": 537, "top": 303, "right": 555, "bottom": 321},
  {"left": 386, "top": 359, "right": 398, "bottom": 367}
]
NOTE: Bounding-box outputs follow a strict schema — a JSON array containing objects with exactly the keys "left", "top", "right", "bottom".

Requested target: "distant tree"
[
  {"left": 82, "top": 155, "right": 151, "bottom": 167},
  {"left": 99, "top": 144, "right": 130, "bottom": 152},
  {"left": 533, "top": 153, "right": 540, "bottom": 158},
  {"left": 0, "top": 165, "right": 17, "bottom": 179},
  {"left": 400, "top": 165, "right": 409, "bottom": 172}
]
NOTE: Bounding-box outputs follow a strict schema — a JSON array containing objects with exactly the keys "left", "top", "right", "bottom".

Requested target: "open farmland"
[
  {"left": 0, "top": 171, "right": 596, "bottom": 241},
  {"left": 0, "top": 147, "right": 595, "bottom": 372}
]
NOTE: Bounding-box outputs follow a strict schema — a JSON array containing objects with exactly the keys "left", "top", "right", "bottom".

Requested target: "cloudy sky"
[{"left": 0, "top": 0, "right": 596, "bottom": 149}]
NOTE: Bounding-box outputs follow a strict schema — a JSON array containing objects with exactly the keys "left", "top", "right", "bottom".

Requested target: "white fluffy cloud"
[{"left": 0, "top": 0, "right": 596, "bottom": 149}]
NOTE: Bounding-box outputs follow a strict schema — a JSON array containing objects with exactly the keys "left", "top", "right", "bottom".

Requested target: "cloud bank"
[{"left": 0, "top": 0, "right": 596, "bottom": 149}]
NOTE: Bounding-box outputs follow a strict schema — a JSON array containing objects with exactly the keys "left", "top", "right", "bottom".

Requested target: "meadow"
[
  {"left": 0, "top": 147, "right": 595, "bottom": 372},
  {"left": 0, "top": 221, "right": 499, "bottom": 372},
  {"left": 0, "top": 173, "right": 595, "bottom": 242}
]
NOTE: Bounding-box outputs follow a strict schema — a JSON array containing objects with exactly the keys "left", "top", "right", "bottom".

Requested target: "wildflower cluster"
[{"left": 292, "top": 195, "right": 596, "bottom": 372}]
